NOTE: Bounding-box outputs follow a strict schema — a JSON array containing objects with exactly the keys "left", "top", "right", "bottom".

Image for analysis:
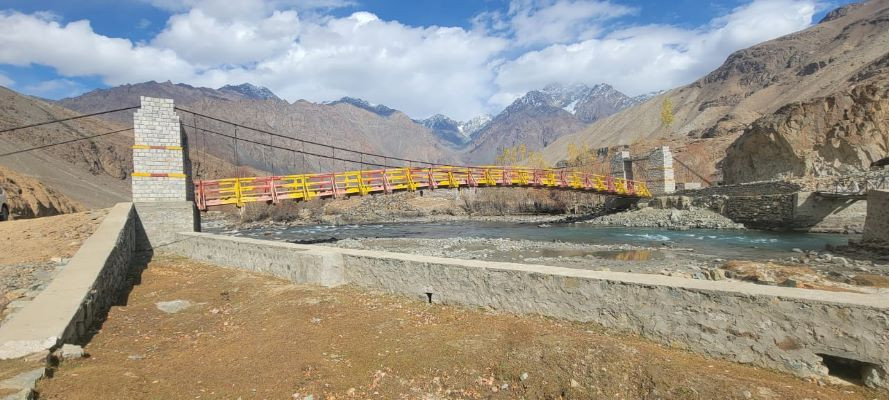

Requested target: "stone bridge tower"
[
  {"left": 609, "top": 146, "right": 676, "bottom": 196},
  {"left": 131, "top": 96, "right": 199, "bottom": 250}
]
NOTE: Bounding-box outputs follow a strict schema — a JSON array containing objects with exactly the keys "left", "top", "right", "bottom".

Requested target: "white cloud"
[
  {"left": 476, "top": 0, "right": 636, "bottom": 46},
  {"left": 0, "top": 11, "right": 194, "bottom": 84},
  {"left": 194, "top": 12, "right": 508, "bottom": 120},
  {"left": 491, "top": 0, "right": 818, "bottom": 108},
  {"left": 0, "top": 72, "right": 13, "bottom": 87},
  {"left": 152, "top": 8, "right": 301, "bottom": 66},
  {"left": 142, "top": 0, "right": 355, "bottom": 15},
  {"left": 22, "top": 78, "right": 84, "bottom": 98},
  {"left": 0, "top": 0, "right": 822, "bottom": 119}
]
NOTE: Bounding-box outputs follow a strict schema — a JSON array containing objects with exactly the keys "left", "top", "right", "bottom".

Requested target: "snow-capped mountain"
[
  {"left": 419, "top": 113, "right": 492, "bottom": 146},
  {"left": 419, "top": 114, "right": 464, "bottom": 146},
  {"left": 326, "top": 97, "right": 398, "bottom": 117},
  {"left": 463, "top": 82, "right": 638, "bottom": 163},
  {"left": 538, "top": 83, "right": 637, "bottom": 123},
  {"left": 631, "top": 90, "right": 665, "bottom": 104},
  {"left": 218, "top": 83, "right": 280, "bottom": 101},
  {"left": 459, "top": 114, "right": 492, "bottom": 138}
]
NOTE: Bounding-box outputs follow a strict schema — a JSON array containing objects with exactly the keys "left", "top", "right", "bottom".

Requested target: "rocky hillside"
[
  {"left": 722, "top": 63, "right": 889, "bottom": 183},
  {"left": 0, "top": 165, "right": 82, "bottom": 218},
  {"left": 542, "top": 0, "right": 889, "bottom": 170},
  {"left": 0, "top": 86, "right": 133, "bottom": 207},
  {"left": 464, "top": 83, "right": 636, "bottom": 163}
]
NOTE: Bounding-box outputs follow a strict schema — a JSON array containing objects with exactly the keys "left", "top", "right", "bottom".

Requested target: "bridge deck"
[{"left": 195, "top": 166, "right": 651, "bottom": 210}]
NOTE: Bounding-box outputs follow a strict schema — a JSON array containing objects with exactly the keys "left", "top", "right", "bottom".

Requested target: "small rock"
[
  {"left": 57, "top": 344, "right": 85, "bottom": 360},
  {"left": 570, "top": 379, "right": 580, "bottom": 388},
  {"left": 155, "top": 300, "right": 192, "bottom": 314},
  {"left": 862, "top": 365, "right": 885, "bottom": 388},
  {"left": 500, "top": 383, "right": 509, "bottom": 390},
  {"left": 791, "top": 248, "right": 803, "bottom": 253},
  {"left": 310, "top": 317, "right": 322, "bottom": 324},
  {"left": 519, "top": 372, "right": 529, "bottom": 381},
  {"left": 127, "top": 354, "right": 145, "bottom": 360}
]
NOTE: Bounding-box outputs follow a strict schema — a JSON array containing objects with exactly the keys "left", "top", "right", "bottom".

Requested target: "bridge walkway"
[{"left": 195, "top": 166, "right": 651, "bottom": 210}]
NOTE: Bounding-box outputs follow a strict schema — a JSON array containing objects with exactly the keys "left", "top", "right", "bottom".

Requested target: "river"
[{"left": 210, "top": 220, "right": 854, "bottom": 261}]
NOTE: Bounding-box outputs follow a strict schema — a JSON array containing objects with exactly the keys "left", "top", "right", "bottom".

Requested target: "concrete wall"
[
  {"left": 134, "top": 201, "right": 200, "bottom": 251},
  {"left": 168, "top": 232, "right": 889, "bottom": 387},
  {"left": 0, "top": 203, "right": 137, "bottom": 359},
  {"left": 863, "top": 189, "right": 889, "bottom": 247}
]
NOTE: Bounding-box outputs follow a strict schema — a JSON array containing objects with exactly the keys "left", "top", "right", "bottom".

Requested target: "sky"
[{"left": 0, "top": 0, "right": 856, "bottom": 120}]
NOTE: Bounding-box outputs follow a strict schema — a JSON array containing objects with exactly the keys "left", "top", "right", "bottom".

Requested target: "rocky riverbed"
[{"left": 580, "top": 207, "right": 745, "bottom": 230}]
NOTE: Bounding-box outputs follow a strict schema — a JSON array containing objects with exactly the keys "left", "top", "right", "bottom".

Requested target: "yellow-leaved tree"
[{"left": 660, "top": 98, "right": 674, "bottom": 131}]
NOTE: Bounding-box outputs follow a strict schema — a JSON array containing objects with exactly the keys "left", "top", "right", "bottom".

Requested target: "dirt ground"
[
  {"left": 36, "top": 256, "right": 883, "bottom": 400},
  {"left": 0, "top": 209, "right": 107, "bottom": 266}
]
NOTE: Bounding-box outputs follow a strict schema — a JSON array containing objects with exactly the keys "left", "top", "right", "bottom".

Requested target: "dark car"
[{"left": 0, "top": 187, "right": 8, "bottom": 221}]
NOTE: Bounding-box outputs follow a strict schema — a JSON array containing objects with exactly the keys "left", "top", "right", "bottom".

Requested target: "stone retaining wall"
[
  {"left": 167, "top": 232, "right": 889, "bottom": 388},
  {"left": 658, "top": 189, "right": 867, "bottom": 232},
  {"left": 0, "top": 203, "right": 136, "bottom": 359}
]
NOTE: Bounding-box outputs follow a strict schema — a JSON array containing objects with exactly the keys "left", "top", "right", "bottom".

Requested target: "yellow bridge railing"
[{"left": 195, "top": 166, "right": 651, "bottom": 210}]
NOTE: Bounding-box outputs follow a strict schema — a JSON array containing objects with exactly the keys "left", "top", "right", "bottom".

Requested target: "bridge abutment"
[
  {"left": 863, "top": 189, "right": 889, "bottom": 248},
  {"left": 131, "top": 96, "right": 199, "bottom": 250}
]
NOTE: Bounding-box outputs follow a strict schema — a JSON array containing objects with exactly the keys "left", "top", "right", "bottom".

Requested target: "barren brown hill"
[
  {"left": 542, "top": 0, "right": 889, "bottom": 170},
  {"left": 0, "top": 165, "right": 82, "bottom": 218}
]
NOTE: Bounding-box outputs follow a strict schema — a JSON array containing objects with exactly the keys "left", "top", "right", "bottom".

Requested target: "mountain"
[
  {"left": 218, "top": 83, "right": 281, "bottom": 101},
  {"left": 57, "top": 81, "right": 243, "bottom": 124},
  {"left": 631, "top": 90, "right": 664, "bottom": 104},
  {"left": 325, "top": 97, "right": 397, "bottom": 117},
  {"left": 540, "top": 83, "right": 636, "bottom": 123},
  {"left": 417, "top": 114, "right": 492, "bottom": 147},
  {"left": 462, "top": 90, "right": 587, "bottom": 164},
  {"left": 59, "top": 82, "right": 458, "bottom": 174},
  {"left": 459, "top": 114, "right": 492, "bottom": 138},
  {"left": 541, "top": 0, "right": 889, "bottom": 180},
  {"left": 462, "top": 83, "right": 637, "bottom": 163},
  {"left": 419, "top": 114, "right": 466, "bottom": 146}
]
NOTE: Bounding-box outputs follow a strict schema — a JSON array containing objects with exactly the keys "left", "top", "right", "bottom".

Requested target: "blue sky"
[{"left": 0, "top": 0, "right": 854, "bottom": 119}]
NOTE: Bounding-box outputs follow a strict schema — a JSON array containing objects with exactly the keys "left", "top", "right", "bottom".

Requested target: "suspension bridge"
[
  {"left": 194, "top": 166, "right": 651, "bottom": 210},
  {"left": 0, "top": 97, "right": 666, "bottom": 213}
]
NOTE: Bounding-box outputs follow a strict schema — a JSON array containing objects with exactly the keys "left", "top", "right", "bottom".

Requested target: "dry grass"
[
  {"left": 36, "top": 256, "right": 882, "bottom": 400},
  {"left": 0, "top": 209, "right": 108, "bottom": 266}
]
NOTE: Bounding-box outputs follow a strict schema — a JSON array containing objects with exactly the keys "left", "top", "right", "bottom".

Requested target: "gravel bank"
[{"left": 581, "top": 207, "right": 745, "bottom": 230}]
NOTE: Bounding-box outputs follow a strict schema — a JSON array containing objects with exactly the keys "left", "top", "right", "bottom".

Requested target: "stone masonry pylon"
[{"left": 132, "top": 96, "right": 199, "bottom": 250}]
